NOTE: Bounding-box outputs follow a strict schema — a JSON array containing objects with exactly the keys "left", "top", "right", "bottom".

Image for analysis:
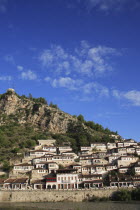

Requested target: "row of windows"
[
  {"left": 121, "top": 158, "right": 135, "bottom": 160},
  {"left": 57, "top": 176, "right": 77, "bottom": 181},
  {"left": 38, "top": 170, "right": 46, "bottom": 173},
  {"left": 14, "top": 166, "right": 33, "bottom": 169}
]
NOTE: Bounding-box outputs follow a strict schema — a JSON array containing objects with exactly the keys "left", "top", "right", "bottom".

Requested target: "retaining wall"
[{"left": 0, "top": 189, "right": 117, "bottom": 202}]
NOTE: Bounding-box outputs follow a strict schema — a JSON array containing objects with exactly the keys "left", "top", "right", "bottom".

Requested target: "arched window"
[
  {"left": 52, "top": 185, "right": 56, "bottom": 189},
  {"left": 47, "top": 185, "right": 51, "bottom": 189}
]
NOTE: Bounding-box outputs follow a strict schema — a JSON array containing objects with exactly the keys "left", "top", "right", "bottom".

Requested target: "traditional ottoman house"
[
  {"left": 31, "top": 168, "right": 49, "bottom": 180},
  {"left": 56, "top": 169, "right": 79, "bottom": 190},
  {"left": 116, "top": 142, "right": 124, "bottom": 148},
  {"left": 117, "top": 156, "right": 139, "bottom": 167},
  {"left": 81, "top": 165, "right": 96, "bottom": 175},
  {"left": 3, "top": 178, "right": 28, "bottom": 190},
  {"left": 35, "top": 161, "right": 48, "bottom": 169},
  {"left": 126, "top": 146, "right": 135, "bottom": 154},
  {"left": 46, "top": 169, "right": 79, "bottom": 190},
  {"left": 92, "top": 158, "right": 108, "bottom": 165},
  {"left": 32, "top": 155, "right": 52, "bottom": 165},
  {"left": 118, "top": 166, "right": 129, "bottom": 174},
  {"left": 123, "top": 139, "right": 137, "bottom": 147},
  {"left": 134, "top": 162, "right": 140, "bottom": 175},
  {"left": 79, "top": 150, "right": 90, "bottom": 155},
  {"left": 79, "top": 154, "right": 94, "bottom": 160},
  {"left": 52, "top": 155, "right": 75, "bottom": 166},
  {"left": 135, "top": 148, "right": 140, "bottom": 156},
  {"left": 79, "top": 158, "right": 93, "bottom": 165},
  {"left": 61, "top": 151, "right": 78, "bottom": 158},
  {"left": 91, "top": 143, "right": 107, "bottom": 151},
  {"left": 109, "top": 175, "right": 133, "bottom": 187},
  {"left": 69, "top": 164, "right": 82, "bottom": 173},
  {"left": 96, "top": 152, "right": 107, "bottom": 158},
  {"left": 10, "top": 178, "right": 29, "bottom": 190},
  {"left": 106, "top": 142, "right": 117, "bottom": 150},
  {"left": 38, "top": 139, "right": 56, "bottom": 147},
  {"left": 79, "top": 174, "right": 103, "bottom": 188},
  {"left": 58, "top": 146, "right": 72, "bottom": 154},
  {"left": 13, "top": 163, "right": 34, "bottom": 177},
  {"left": 28, "top": 150, "right": 54, "bottom": 158},
  {"left": 107, "top": 154, "right": 120, "bottom": 164},
  {"left": 46, "top": 162, "right": 59, "bottom": 173},
  {"left": 105, "top": 164, "right": 117, "bottom": 172},
  {"left": 42, "top": 146, "right": 57, "bottom": 154},
  {"left": 80, "top": 147, "right": 92, "bottom": 154},
  {"left": 31, "top": 179, "right": 46, "bottom": 190},
  {"left": 111, "top": 147, "right": 127, "bottom": 155},
  {"left": 94, "top": 165, "right": 106, "bottom": 174},
  {"left": 3, "top": 179, "right": 14, "bottom": 190}
]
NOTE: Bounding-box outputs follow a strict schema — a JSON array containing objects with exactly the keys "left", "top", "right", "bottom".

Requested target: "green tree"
[
  {"left": 2, "top": 161, "right": 11, "bottom": 172},
  {"left": 77, "top": 114, "right": 85, "bottom": 123},
  {"left": 132, "top": 188, "right": 140, "bottom": 200},
  {"left": 112, "top": 189, "right": 132, "bottom": 201},
  {"left": 49, "top": 102, "right": 58, "bottom": 109},
  {"left": 85, "top": 121, "right": 95, "bottom": 129}
]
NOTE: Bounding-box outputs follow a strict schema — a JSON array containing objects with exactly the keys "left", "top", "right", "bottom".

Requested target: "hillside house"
[
  {"left": 118, "top": 167, "right": 129, "bottom": 174},
  {"left": 107, "top": 142, "right": 117, "bottom": 149},
  {"left": 69, "top": 164, "right": 82, "bottom": 173},
  {"left": 91, "top": 143, "right": 107, "bottom": 151},
  {"left": 117, "top": 156, "right": 138, "bottom": 167},
  {"left": 81, "top": 165, "right": 96, "bottom": 175},
  {"left": 38, "top": 139, "right": 56, "bottom": 146},
  {"left": 105, "top": 164, "right": 117, "bottom": 171},
  {"left": 31, "top": 179, "right": 46, "bottom": 190},
  {"left": 31, "top": 168, "right": 49, "bottom": 180},
  {"left": 126, "top": 146, "right": 135, "bottom": 154},
  {"left": 13, "top": 163, "right": 34, "bottom": 176},
  {"left": 58, "top": 146, "right": 72, "bottom": 153},
  {"left": 42, "top": 146, "right": 57, "bottom": 153},
  {"left": 2, "top": 178, "right": 28, "bottom": 190}
]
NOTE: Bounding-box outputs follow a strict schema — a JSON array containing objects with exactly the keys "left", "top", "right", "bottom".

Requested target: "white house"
[
  {"left": 117, "top": 156, "right": 138, "bottom": 167},
  {"left": 91, "top": 143, "right": 107, "bottom": 151}
]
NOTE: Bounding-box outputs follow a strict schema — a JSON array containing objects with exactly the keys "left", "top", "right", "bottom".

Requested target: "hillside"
[{"left": 0, "top": 89, "right": 119, "bottom": 170}]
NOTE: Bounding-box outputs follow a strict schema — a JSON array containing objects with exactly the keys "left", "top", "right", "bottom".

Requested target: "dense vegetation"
[
  {"left": 88, "top": 189, "right": 140, "bottom": 202},
  {"left": 112, "top": 189, "right": 140, "bottom": 201}
]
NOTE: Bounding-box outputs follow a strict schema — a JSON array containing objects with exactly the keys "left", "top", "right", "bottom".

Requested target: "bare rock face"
[
  {"left": 0, "top": 89, "right": 77, "bottom": 133},
  {"left": 0, "top": 89, "right": 20, "bottom": 115}
]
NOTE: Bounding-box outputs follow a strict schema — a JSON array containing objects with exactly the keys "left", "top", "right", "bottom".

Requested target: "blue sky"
[{"left": 0, "top": 0, "right": 140, "bottom": 141}]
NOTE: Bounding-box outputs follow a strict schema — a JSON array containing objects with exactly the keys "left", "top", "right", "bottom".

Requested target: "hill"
[{"left": 0, "top": 88, "right": 119, "bottom": 170}]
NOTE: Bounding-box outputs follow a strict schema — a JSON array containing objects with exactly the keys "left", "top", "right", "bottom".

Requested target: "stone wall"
[{"left": 0, "top": 189, "right": 118, "bottom": 202}]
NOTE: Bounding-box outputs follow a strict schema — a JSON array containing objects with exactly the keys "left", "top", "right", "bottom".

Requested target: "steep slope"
[{"left": 0, "top": 89, "right": 77, "bottom": 133}]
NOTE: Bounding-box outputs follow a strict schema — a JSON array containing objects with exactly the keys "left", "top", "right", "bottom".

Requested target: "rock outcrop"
[{"left": 0, "top": 89, "right": 77, "bottom": 133}]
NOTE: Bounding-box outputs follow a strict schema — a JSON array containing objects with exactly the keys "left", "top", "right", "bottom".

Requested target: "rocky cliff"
[{"left": 0, "top": 89, "right": 77, "bottom": 133}]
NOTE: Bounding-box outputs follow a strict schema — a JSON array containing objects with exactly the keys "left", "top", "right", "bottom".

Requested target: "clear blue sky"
[{"left": 0, "top": 0, "right": 140, "bottom": 141}]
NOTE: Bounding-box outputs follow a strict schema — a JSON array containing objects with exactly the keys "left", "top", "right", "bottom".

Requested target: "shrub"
[{"left": 112, "top": 190, "right": 132, "bottom": 201}]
